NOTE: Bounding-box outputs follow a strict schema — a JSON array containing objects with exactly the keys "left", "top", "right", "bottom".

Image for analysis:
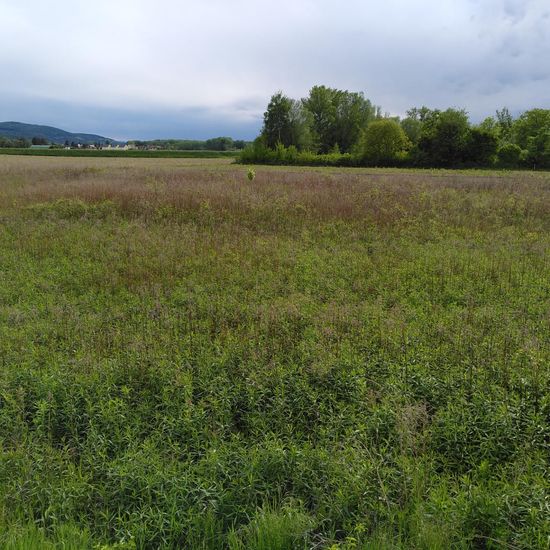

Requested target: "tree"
[
  {"left": 464, "top": 128, "right": 498, "bottom": 166},
  {"left": 357, "top": 119, "right": 410, "bottom": 164},
  {"left": 302, "top": 86, "right": 377, "bottom": 153},
  {"left": 262, "top": 92, "right": 314, "bottom": 151},
  {"left": 478, "top": 116, "right": 498, "bottom": 134},
  {"left": 287, "top": 100, "right": 315, "bottom": 151},
  {"left": 512, "top": 109, "right": 550, "bottom": 169},
  {"left": 400, "top": 117, "right": 422, "bottom": 145},
  {"left": 416, "top": 109, "right": 471, "bottom": 167},
  {"left": 31, "top": 136, "right": 48, "bottom": 145},
  {"left": 261, "top": 92, "right": 294, "bottom": 148},
  {"left": 497, "top": 143, "right": 524, "bottom": 168},
  {"left": 406, "top": 106, "right": 433, "bottom": 123},
  {"left": 496, "top": 107, "right": 514, "bottom": 142},
  {"left": 205, "top": 137, "right": 234, "bottom": 151}
]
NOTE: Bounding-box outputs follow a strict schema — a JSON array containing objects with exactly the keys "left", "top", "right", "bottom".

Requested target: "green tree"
[
  {"left": 302, "top": 86, "right": 377, "bottom": 153},
  {"left": 206, "top": 137, "right": 234, "bottom": 151},
  {"left": 400, "top": 117, "right": 422, "bottom": 145},
  {"left": 512, "top": 109, "right": 550, "bottom": 168},
  {"left": 464, "top": 128, "right": 498, "bottom": 166},
  {"left": 407, "top": 106, "right": 433, "bottom": 122},
  {"left": 357, "top": 119, "right": 410, "bottom": 164},
  {"left": 478, "top": 116, "right": 498, "bottom": 134},
  {"left": 31, "top": 136, "right": 48, "bottom": 145},
  {"left": 496, "top": 107, "right": 514, "bottom": 142},
  {"left": 416, "top": 109, "right": 471, "bottom": 167},
  {"left": 497, "top": 143, "right": 524, "bottom": 168},
  {"left": 262, "top": 92, "right": 312, "bottom": 150},
  {"left": 262, "top": 92, "right": 293, "bottom": 148},
  {"left": 287, "top": 100, "right": 315, "bottom": 151}
]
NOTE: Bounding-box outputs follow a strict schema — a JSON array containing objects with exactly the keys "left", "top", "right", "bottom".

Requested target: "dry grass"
[{"left": 2, "top": 156, "right": 549, "bottom": 234}]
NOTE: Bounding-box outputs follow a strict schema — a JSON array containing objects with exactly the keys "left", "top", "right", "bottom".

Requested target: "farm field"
[
  {"left": 0, "top": 148, "right": 239, "bottom": 159},
  {"left": 0, "top": 156, "right": 549, "bottom": 549}
]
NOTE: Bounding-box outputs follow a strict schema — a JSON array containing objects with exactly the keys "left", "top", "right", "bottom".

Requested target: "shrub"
[
  {"left": 497, "top": 143, "right": 525, "bottom": 168},
  {"left": 357, "top": 119, "right": 411, "bottom": 165}
]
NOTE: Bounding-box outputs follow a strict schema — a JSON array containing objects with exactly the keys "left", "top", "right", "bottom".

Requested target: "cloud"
[
  {"left": 0, "top": 0, "right": 548, "bottom": 138},
  {"left": 0, "top": 95, "right": 261, "bottom": 141}
]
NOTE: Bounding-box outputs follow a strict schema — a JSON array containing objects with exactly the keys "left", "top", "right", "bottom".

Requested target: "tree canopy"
[
  {"left": 357, "top": 119, "right": 410, "bottom": 164},
  {"left": 247, "top": 87, "right": 549, "bottom": 169}
]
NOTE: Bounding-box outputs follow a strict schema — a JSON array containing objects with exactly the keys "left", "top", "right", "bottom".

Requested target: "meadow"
[{"left": 0, "top": 156, "right": 548, "bottom": 549}]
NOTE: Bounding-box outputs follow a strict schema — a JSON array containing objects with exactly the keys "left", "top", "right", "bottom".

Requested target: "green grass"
[
  {"left": 0, "top": 157, "right": 549, "bottom": 548},
  {"left": 0, "top": 148, "right": 238, "bottom": 158}
]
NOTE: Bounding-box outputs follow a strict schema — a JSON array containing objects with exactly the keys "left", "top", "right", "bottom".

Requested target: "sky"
[{"left": 0, "top": 0, "right": 549, "bottom": 140}]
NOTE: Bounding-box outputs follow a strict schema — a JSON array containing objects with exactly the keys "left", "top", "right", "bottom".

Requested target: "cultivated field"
[
  {"left": 0, "top": 148, "right": 239, "bottom": 159},
  {"left": 0, "top": 156, "right": 549, "bottom": 549}
]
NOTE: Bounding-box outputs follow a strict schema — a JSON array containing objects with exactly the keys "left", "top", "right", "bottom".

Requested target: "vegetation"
[
  {"left": 0, "top": 121, "right": 114, "bottom": 146},
  {"left": 354, "top": 119, "right": 410, "bottom": 165},
  {"left": 241, "top": 86, "right": 550, "bottom": 169},
  {"left": 129, "top": 137, "right": 247, "bottom": 151},
  {"left": 0, "top": 121, "right": 248, "bottom": 151},
  {"left": 0, "top": 148, "right": 238, "bottom": 158},
  {"left": 0, "top": 136, "right": 30, "bottom": 148},
  {"left": 0, "top": 156, "right": 548, "bottom": 548}
]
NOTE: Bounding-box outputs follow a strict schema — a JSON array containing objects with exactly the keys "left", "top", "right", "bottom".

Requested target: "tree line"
[
  {"left": 0, "top": 136, "right": 31, "bottom": 148},
  {"left": 241, "top": 86, "right": 550, "bottom": 169},
  {"left": 129, "top": 137, "right": 247, "bottom": 151},
  {"left": 0, "top": 136, "right": 249, "bottom": 151}
]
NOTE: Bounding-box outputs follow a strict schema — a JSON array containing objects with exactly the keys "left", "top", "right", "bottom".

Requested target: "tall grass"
[{"left": 0, "top": 156, "right": 549, "bottom": 548}]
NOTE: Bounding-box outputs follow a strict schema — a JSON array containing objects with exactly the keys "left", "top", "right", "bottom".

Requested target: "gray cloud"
[{"left": 0, "top": 0, "right": 548, "bottom": 139}]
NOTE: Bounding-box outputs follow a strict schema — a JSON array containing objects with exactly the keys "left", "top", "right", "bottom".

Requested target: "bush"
[
  {"left": 497, "top": 143, "right": 525, "bottom": 168},
  {"left": 238, "top": 143, "right": 357, "bottom": 167},
  {"left": 357, "top": 119, "right": 411, "bottom": 165}
]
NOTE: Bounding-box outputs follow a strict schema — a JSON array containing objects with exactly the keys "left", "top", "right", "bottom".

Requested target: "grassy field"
[
  {"left": 0, "top": 156, "right": 549, "bottom": 549},
  {"left": 0, "top": 148, "right": 239, "bottom": 159}
]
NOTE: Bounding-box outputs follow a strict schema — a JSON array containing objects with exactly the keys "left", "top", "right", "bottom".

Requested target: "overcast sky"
[{"left": 1, "top": 0, "right": 548, "bottom": 140}]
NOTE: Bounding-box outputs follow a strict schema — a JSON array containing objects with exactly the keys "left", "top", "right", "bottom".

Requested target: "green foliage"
[
  {"left": 496, "top": 107, "right": 514, "bottom": 142},
  {"left": 303, "top": 85, "right": 378, "bottom": 153},
  {"left": 228, "top": 504, "right": 313, "bottom": 550},
  {"left": 415, "top": 109, "right": 471, "bottom": 167},
  {"left": 205, "top": 137, "right": 236, "bottom": 151},
  {"left": 0, "top": 159, "right": 549, "bottom": 548},
  {"left": 239, "top": 142, "right": 355, "bottom": 166},
  {"left": 358, "top": 119, "right": 411, "bottom": 165},
  {"left": 31, "top": 136, "right": 49, "bottom": 146},
  {"left": 261, "top": 92, "right": 312, "bottom": 150},
  {"left": 0, "top": 148, "right": 238, "bottom": 158},
  {"left": 0, "top": 136, "right": 30, "bottom": 148},
  {"left": 464, "top": 128, "right": 498, "bottom": 166},
  {"left": 0, "top": 523, "right": 95, "bottom": 549},
  {"left": 400, "top": 117, "right": 422, "bottom": 145},
  {"left": 250, "top": 88, "right": 549, "bottom": 169},
  {"left": 497, "top": 143, "right": 525, "bottom": 168},
  {"left": 513, "top": 109, "right": 550, "bottom": 169}
]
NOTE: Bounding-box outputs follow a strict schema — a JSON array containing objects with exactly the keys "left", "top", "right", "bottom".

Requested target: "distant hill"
[{"left": 0, "top": 121, "right": 121, "bottom": 145}]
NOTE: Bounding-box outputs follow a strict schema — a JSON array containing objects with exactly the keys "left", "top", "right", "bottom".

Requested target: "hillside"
[{"left": 0, "top": 121, "right": 120, "bottom": 145}]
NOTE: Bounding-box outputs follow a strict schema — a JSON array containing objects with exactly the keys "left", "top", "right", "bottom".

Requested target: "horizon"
[{"left": 0, "top": 120, "right": 250, "bottom": 143}]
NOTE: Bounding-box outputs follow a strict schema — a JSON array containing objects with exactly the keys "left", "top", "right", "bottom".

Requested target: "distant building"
[{"left": 102, "top": 144, "right": 130, "bottom": 150}]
